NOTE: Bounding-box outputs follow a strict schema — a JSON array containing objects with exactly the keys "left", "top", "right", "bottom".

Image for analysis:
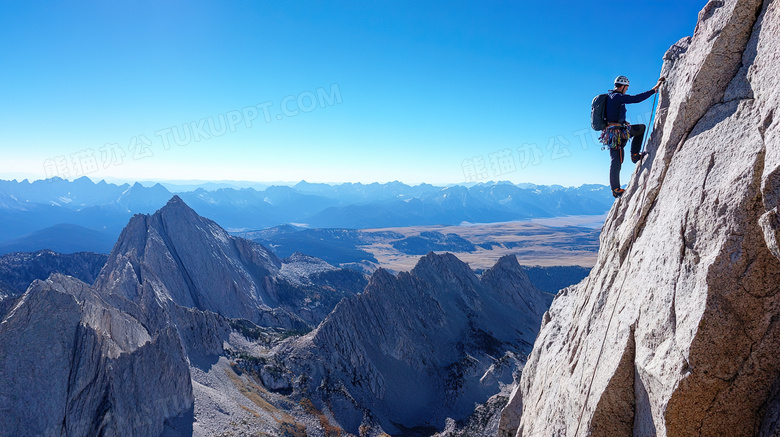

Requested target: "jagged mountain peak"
[
  {"left": 0, "top": 273, "right": 193, "bottom": 437},
  {"left": 97, "top": 194, "right": 281, "bottom": 315},
  {"left": 480, "top": 254, "right": 532, "bottom": 288},
  {"left": 103, "top": 195, "right": 245, "bottom": 267},
  {"left": 155, "top": 194, "right": 215, "bottom": 227},
  {"left": 1, "top": 193, "right": 370, "bottom": 435},
  {"left": 365, "top": 265, "right": 395, "bottom": 285},
  {"left": 410, "top": 251, "right": 476, "bottom": 279},
  {"left": 96, "top": 196, "right": 365, "bottom": 329},
  {"left": 484, "top": 253, "right": 522, "bottom": 272}
]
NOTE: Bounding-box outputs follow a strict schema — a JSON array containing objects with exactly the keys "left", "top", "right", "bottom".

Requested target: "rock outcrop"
[
  {"left": 499, "top": 0, "right": 780, "bottom": 435},
  {"left": 278, "top": 253, "right": 554, "bottom": 435},
  {"left": 0, "top": 274, "right": 193, "bottom": 437}
]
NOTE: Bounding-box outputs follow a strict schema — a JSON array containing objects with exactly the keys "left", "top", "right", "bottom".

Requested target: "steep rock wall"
[{"left": 500, "top": 0, "right": 780, "bottom": 436}]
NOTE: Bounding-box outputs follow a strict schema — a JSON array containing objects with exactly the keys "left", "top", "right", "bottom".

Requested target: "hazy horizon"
[{"left": 0, "top": 174, "right": 612, "bottom": 190}]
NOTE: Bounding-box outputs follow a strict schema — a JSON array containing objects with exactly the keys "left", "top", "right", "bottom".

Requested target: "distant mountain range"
[
  {"left": 0, "top": 224, "right": 117, "bottom": 255},
  {"left": 0, "top": 177, "right": 612, "bottom": 254}
]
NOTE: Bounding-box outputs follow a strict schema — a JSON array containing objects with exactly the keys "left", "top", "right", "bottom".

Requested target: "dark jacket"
[{"left": 606, "top": 89, "right": 655, "bottom": 124}]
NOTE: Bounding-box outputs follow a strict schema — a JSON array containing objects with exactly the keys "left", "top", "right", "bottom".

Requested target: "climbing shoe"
[
  {"left": 612, "top": 188, "right": 625, "bottom": 198},
  {"left": 631, "top": 152, "right": 648, "bottom": 163}
]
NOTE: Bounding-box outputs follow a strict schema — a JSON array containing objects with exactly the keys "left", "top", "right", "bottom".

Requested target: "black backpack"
[{"left": 591, "top": 93, "right": 609, "bottom": 131}]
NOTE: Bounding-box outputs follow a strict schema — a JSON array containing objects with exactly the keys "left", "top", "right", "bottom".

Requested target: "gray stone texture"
[
  {"left": 499, "top": 0, "right": 780, "bottom": 435},
  {"left": 0, "top": 275, "right": 192, "bottom": 437}
]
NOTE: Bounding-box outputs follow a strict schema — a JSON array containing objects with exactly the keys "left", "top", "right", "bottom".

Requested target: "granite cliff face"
[
  {"left": 274, "top": 253, "right": 553, "bottom": 435},
  {"left": 499, "top": 0, "right": 780, "bottom": 435},
  {"left": 0, "top": 274, "right": 193, "bottom": 437}
]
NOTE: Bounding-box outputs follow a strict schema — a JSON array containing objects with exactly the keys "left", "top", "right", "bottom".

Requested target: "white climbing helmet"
[{"left": 614, "top": 75, "right": 630, "bottom": 86}]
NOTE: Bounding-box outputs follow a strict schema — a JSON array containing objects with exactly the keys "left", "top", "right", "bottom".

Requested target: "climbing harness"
[{"left": 599, "top": 124, "right": 630, "bottom": 150}]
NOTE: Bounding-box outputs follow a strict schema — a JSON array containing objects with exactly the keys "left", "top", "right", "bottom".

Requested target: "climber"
[{"left": 602, "top": 75, "right": 665, "bottom": 198}]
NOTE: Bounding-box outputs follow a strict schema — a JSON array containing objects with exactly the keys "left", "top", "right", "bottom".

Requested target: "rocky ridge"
[
  {"left": 499, "top": 0, "right": 780, "bottom": 435},
  {"left": 266, "top": 252, "right": 554, "bottom": 435}
]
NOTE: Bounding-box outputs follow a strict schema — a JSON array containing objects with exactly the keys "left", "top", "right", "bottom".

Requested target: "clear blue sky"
[{"left": 0, "top": 1, "right": 704, "bottom": 186}]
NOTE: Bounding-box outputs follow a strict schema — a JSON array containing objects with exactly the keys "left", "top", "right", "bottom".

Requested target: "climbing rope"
[
  {"left": 573, "top": 256, "right": 633, "bottom": 435},
  {"left": 641, "top": 91, "right": 660, "bottom": 155},
  {"left": 634, "top": 90, "right": 659, "bottom": 205},
  {"left": 575, "top": 88, "right": 661, "bottom": 434}
]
